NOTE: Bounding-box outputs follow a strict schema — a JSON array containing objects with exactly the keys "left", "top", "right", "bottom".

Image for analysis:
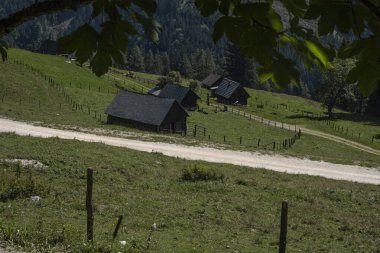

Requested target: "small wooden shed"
[
  {"left": 157, "top": 83, "right": 200, "bottom": 109},
  {"left": 201, "top": 74, "right": 223, "bottom": 89},
  {"left": 214, "top": 78, "right": 250, "bottom": 105}
]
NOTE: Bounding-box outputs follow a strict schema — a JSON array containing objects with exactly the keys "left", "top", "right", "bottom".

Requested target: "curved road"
[
  {"left": 224, "top": 106, "right": 380, "bottom": 156},
  {"left": 0, "top": 118, "right": 379, "bottom": 185}
]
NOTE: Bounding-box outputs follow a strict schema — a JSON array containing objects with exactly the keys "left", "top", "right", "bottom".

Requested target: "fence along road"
[
  {"left": 211, "top": 104, "right": 380, "bottom": 157},
  {"left": 0, "top": 118, "right": 379, "bottom": 185}
]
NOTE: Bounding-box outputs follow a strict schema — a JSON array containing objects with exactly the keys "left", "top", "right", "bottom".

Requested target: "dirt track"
[
  {"left": 1, "top": 118, "right": 379, "bottom": 185},
  {"left": 223, "top": 106, "right": 380, "bottom": 156}
]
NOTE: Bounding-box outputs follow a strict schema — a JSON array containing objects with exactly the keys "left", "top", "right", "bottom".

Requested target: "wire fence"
[
  {"left": 187, "top": 120, "right": 302, "bottom": 151},
  {"left": 3, "top": 57, "right": 109, "bottom": 124}
]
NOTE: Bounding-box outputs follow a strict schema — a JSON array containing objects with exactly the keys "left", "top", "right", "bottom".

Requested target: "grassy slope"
[
  {"left": 0, "top": 133, "right": 379, "bottom": 253},
  {"left": 114, "top": 65, "right": 380, "bottom": 150},
  {"left": 244, "top": 89, "right": 380, "bottom": 150},
  {"left": 1, "top": 49, "right": 379, "bottom": 167}
]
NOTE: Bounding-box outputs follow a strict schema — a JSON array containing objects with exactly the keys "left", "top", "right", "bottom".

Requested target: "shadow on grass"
[{"left": 286, "top": 112, "right": 380, "bottom": 126}]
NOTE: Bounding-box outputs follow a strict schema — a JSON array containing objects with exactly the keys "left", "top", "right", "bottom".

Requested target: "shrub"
[
  {"left": 0, "top": 165, "right": 48, "bottom": 202},
  {"left": 189, "top": 80, "right": 200, "bottom": 91},
  {"left": 181, "top": 166, "right": 224, "bottom": 182},
  {"left": 168, "top": 71, "right": 182, "bottom": 83}
]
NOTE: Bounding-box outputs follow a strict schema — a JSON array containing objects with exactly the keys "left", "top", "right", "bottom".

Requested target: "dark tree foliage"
[
  {"left": 366, "top": 87, "right": 380, "bottom": 116},
  {"left": 223, "top": 43, "right": 259, "bottom": 88}
]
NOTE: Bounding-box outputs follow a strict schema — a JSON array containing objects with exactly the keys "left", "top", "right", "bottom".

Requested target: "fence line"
[
  {"left": 4, "top": 57, "right": 108, "bottom": 124},
  {"left": 187, "top": 120, "right": 301, "bottom": 151}
]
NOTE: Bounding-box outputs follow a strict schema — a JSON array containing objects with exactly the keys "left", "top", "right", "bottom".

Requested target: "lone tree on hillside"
[
  {"left": 320, "top": 60, "right": 355, "bottom": 118},
  {"left": 0, "top": 0, "right": 380, "bottom": 95}
]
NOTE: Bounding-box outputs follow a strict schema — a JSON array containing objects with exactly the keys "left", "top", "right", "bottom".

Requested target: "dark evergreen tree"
[
  {"left": 127, "top": 46, "right": 145, "bottom": 72},
  {"left": 153, "top": 53, "right": 163, "bottom": 75},
  {"left": 145, "top": 50, "right": 155, "bottom": 73},
  {"left": 161, "top": 52, "right": 171, "bottom": 75},
  {"left": 366, "top": 87, "right": 380, "bottom": 116},
  {"left": 179, "top": 54, "right": 193, "bottom": 78},
  {"left": 223, "top": 43, "right": 259, "bottom": 88}
]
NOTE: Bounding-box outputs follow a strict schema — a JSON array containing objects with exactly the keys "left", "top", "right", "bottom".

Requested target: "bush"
[
  {"left": 0, "top": 165, "right": 48, "bottom": 202},
  {"left": 168, "top": 71, "right": 182, "bottom": 83},
  {"left": 181, "top": 166, "right": 224, "bottom": 182},
  {"left": 189, "top": 80, "right": 200, "bottom": 91}
]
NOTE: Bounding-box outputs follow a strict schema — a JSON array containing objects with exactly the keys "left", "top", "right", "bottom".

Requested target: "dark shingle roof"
[
  {"left": 202, "top": 74, "right": 223, "bottom": 87},
  {"left": 214, "top": 78, "right": 242, "bottom": 99},
  {"left": 148, "top": 86, "right": 162, "bottom": 96},
  {"left": 158, "top": 83, "right": 199, "bottom": 103},
  {"left": 106, "top": 90, "right": 184, "bottom": 126}
]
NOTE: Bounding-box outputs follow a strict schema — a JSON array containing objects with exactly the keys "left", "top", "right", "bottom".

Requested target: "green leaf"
[
  {"left": 268, "top": 8, "right": 283, "bottom": 32},
  {"left": 134, "top": 13, "right": 162, "bottom": 43},
  {"left": 194, "top": 0, "right": 219, "bottom": 17},
  {"left": 212, "top": 16, "right": 234, "bottom": 43},
  {"left": 90, "top": 45, "right": 112, "bottom": 77},
  {"left": 58, "top": 24, "right": 98, "bottom": 65},
  {"left": 283, "top": 0, "right": 307, "bottom": 17},
  {"left": 0, "top": 45, "right": 7, "bottom": 61},
  {"left": 347, "top": 61, "right": 380, "bottom": 96},
  {"left": 0, "top": 39, "right": 8, "bottom": 49},
  {"left": 258, "top": 69, "right": 273, "bottom": 82},
  {"left": 258, "top": 56, "right": 300, "bottom": 88},
  {"left": 92, "top": 0, "right": 108, "bottom": 18},
  {"left": 132, "top": 0, "right": 157, "bottom": 15},
  {"left": 219, "top": 0, "right": 239, "bottom": 15},
  {"left": 305, "top": 40, "right": 332, "bottom": 69}
]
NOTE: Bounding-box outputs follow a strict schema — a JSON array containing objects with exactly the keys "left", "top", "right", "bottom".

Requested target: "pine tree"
[
  {"left": 127, "top": 46, "right": 145, "bottom": 72},
  {"left": 161, "top": 52, "right": 171, "bottom": 75},
  {"left": 223, "top": 43, "right": 259, "bottom": 87},
  {"left": 153, "top": 53, "right": 163, "bottom": 75},
  {"left": 180, "top": 54, "right": 193, "bottom": 78},
  {"left": 204, "top": 49, "right": 216, "bottom": 77},
  {"left": 145, "top": 50, "right": 155, "bottom": 73},
  {"left": 193, "top": 49, "right": 206, "bottom": 80}
]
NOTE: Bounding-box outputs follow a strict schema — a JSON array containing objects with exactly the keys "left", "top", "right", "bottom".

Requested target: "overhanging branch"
[
  {"left": 359, "top": 0, "right": 380, "bottom": 19},
  {"left": 0, "top": 0, "right": 93, "bottom": 37}
]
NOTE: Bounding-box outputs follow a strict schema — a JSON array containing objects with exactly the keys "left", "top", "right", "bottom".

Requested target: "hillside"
[
  {"left": 0, "top": 134, "right": 379, "bottom": 252},
  {"left": 0, "top": 49, "right": 380, "bottom": 253},
  {"left": 0, "top": 49, "right": 379, "bottom": 167}
]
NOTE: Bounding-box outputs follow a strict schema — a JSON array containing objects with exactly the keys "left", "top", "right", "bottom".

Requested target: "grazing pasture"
[{"left": 0, "top": 133, "right": 379, "bottom": 252}]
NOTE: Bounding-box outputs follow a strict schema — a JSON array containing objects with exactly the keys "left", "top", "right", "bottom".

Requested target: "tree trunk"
[{"left": 327, "top": 105, "right": 333, "bottom": 119}]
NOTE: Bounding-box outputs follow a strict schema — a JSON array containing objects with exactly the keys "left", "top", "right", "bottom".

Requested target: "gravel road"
[{"left": 0, "top": 118, "right": 379, "bottom": 185}]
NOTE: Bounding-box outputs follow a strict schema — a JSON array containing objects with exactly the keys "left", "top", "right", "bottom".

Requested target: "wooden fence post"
[
  {"left": 279, "top": 200, "right": 288, "bottom": 253},
  {"left": 86, "top": 168, "right": 94, "bottom": 242}
]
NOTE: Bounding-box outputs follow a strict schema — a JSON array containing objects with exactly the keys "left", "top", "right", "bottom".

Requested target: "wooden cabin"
[
  {"left": 201, "top": 74, "right": 223, "bottom": 89},
  {"left": 106, "top": 90, "right": 188, "bottom": 133},
  {"left": 214, "top": 78, "right": 250, "bottom": 105},
  {"left": 157, "top": 83, "right": 200, "bottom": 109}
]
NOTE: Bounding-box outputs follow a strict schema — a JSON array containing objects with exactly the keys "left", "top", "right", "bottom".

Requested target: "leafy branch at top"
[
  {"left": 196, "top": 0, "right": 380, "bottom": 95},
  {"left": 1, "top": 0, "right": 380, "bottom": 95}
]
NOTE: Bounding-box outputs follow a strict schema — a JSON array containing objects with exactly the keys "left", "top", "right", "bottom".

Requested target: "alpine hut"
[
  {"left": 106, "top": 90, "right": 188, "bottom": 133},
  {"left": 157, "top": 83, "right": 200, "bottom": 109},
  {"left": 201, "top": 74, "right": 223, "bottom": 89},
  {"left": 214, "top": 78, "right": 250, "bottom": 105}
]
